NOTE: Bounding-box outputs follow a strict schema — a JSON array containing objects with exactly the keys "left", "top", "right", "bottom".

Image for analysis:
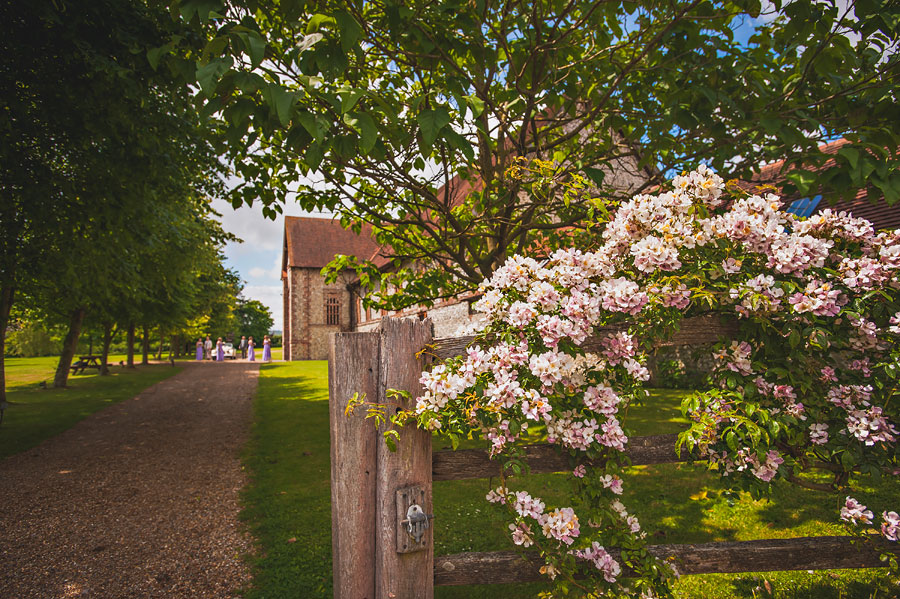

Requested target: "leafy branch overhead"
[{"left": 163, "top": 0, "right": 899, "bottom": 309}]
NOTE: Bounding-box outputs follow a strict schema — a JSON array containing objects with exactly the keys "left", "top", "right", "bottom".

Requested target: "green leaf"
[
  {"left": 298, "top": 112, "right": 328, "bottom": 142},
  {"left": 443, "top": 129, "right": 474, "bottom": 162},
  {"left": 306, "top": 14, "right": 335, "bottom": 34},
  {"left": 838, "top": 146, "right": 860, "bottom": 169},
  {"left": 195, "top": 57, "right": 232, "bottom": 96},
  {"left": 306, "top": 142, "right": 324, "bottom": 171},
  {"left": 240, "top": 30, "right": 267, "bottom": 69},
  {"left": 583, "top": 166, "right": 606, "bottom": 186},
  {"left": 344, "top": 112, "right": 377, "bottom": 154},
  {"left": 417, "top": 107, "right": 452, "bottom": 152},
  {"left": 464, "top": 95, "right": 485, "bottom": 118},
  {"left": 340, "top": 89, "right": 365, "bottom": 113},
  {"left": 335, "top": 10, "right": 363, "bottom": 54},
  {"left": 264, "top": 83, "right": 296, "bottom": 127},
  {"left": 784, "top": 169, "right": 817, "bottom": 195}
]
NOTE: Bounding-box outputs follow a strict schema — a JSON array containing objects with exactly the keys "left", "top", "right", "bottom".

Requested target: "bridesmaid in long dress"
[
  {"left": 195, "top": 339, "right": 203, "bottom": 361},
  {"left": 248, "top": 337, "right": 256, "bottom": 362},
  {"left": 216, "top": 337, "right": 225, "bottom": 361},
  {"left": 262, "top": 335, "right": 271, "bottom": 362}
]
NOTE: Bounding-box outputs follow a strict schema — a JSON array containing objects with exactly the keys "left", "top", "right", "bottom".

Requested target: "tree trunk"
[
  {"left": 87, "top": 333, "right": 93, "bottom": 357},
  {"left": 126, "top": 321, "right": 135, "bottom": 368},
  {"left": 169, "top": 335, "right": 176, "bottom": 366},
  {"left": 54, "top": 307, "right": 86, "bottom": 388},
  {"left": 156, "top": 328, "right": 164, "bottom": 360},
  {"left": 141, "top": 325, "right": 150, "bottom": 365},
  {"left": 0, "top": 285, "right": 14, "bottom": 406},
  {"left": 99, "top": 322, "right": 114, "bottom": 375}
]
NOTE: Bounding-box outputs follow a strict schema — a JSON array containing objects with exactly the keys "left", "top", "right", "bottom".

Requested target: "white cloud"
[{"left": 242, "top": 284, "right": 284, "bottom": 332}]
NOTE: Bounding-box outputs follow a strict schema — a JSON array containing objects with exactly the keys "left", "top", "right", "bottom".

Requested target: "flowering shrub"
[{"left": 408, "top": 165, "right": 899, "bottom": 596}]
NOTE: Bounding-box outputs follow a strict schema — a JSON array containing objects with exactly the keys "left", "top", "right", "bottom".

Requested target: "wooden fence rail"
[
  {"left": 329, "top": 317, "right": 899, "bottom": 599},
  {"left": 434, "top": 536, "right": 899, "bottom": 585}
]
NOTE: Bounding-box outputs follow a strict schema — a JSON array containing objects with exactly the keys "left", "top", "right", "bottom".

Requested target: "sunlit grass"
[{"left": 240, "top": 360, "right": 333, "bottom": 598}]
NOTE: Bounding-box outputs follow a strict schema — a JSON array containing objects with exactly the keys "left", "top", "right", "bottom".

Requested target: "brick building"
[{"left": 281, "top": 216, "right": 379, "bottom": 360}]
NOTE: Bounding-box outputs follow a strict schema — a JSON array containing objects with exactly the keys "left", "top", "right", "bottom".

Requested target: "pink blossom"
[
  {"left": 599, "top": 474, "right": 624, "bottom": 495},
  {"left": 841, "top": 497, "right": 874, "bottom": 525},
  {"left": 600, "top": 332, "right": 636, "bottom": 365},
  {"left": 513, "top": 491, "right": 546, "bottom": 519},
  {"left": 599, "top": 277, "right": 648, "bottom": 315},
  {"left": 750, "top": 450, "right": 784, "bottom": 482},
  {"left": 573, "top": 464, "right": 587, "bottom": 478},
  {"left": 539, "top": 507, "right": 581, "bottom": 545},
  {"left": 809, "top": 423, "right": 829, "bottom": 445},
  {"left": 583, "top": 384, "right": 620, "bottom": 415},
  {"left": 509, "top": 522, "right": 534, "bottom": 547},
  {"left": 846, "top": 406, "right": 898, "bottom": 446},
  {"left": 722, "top": 257, "right": 742, "bottom": 273},
  {"left": 572, "top": 542, "right": 622, "bottom": 582},
  {"left": 596, "top": 416, "right": 628, "bottom": 451},
  {"left": 506, "top": 301, "right": 537, "bottom": 327},
  {"left": 820, "top": 366, "right": 838, "bottom": 382},
  {"left": 789, "top": 280, "right": 847, "bottom": 317},
  {"left": 881, "top": 511, "right": 900, "bottom": 541}
]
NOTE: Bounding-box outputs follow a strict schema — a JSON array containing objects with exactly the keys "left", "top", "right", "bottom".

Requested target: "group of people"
[{"left": 195, "top": 334, "right": 273, "bottom": 363}]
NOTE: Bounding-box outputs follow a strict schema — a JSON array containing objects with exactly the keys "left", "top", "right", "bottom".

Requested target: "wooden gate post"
[
  {"left": 329, "top": 331, "right": 381, "bottom": 599},
  {"left": 375, "top": 317, "right": 434, "bottom": 599}
]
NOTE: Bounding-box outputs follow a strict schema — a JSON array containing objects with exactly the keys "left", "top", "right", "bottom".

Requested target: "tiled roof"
[
  {"left": 283, "top": 216, "right": 381, "bottom": 269},
  {"left": 752, "top": 139, "right": 900, "bottom": 230}
]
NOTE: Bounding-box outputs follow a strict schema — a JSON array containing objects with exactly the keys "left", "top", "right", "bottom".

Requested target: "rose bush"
[{"left": 407, "top": 164, "right": 899, "bottom": 596}]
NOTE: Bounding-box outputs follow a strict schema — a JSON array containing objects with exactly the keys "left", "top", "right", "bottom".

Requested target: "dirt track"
[{"left": 0, "top": 361, "right": 259, "bottom": 599}]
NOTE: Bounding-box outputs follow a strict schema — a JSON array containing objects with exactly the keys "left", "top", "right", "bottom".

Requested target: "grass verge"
[
  {"left": 242, "top": 362, "right": 899, "bottom": 599},
  {"left": 240, "top": 360, "right": 333, "bottom": 598},
  {"left": 1, "top": 355, "right": 180, "bottom": 459}
]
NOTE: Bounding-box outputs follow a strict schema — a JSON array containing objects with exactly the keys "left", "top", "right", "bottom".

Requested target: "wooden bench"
[{"left": 71, "top": 355, "right": 102, "bottom": 375}]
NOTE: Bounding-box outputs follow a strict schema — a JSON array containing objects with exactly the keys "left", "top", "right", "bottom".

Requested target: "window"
[
  {"left": 325, "top": 296, "right": 340, "bottom": 326},
  {"left": 785, "top": 195, "right": 822, "bottom": 218}
]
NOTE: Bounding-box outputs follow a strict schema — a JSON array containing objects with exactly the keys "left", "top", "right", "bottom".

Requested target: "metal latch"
[
  {"left": 402, "top": 504, "right": 434, "bottom": 544},
  {"left": 396, "top": 486, "right": 434, "bottom": 553}
]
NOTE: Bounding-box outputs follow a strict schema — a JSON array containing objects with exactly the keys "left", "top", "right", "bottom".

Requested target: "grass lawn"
[
  {"left": 243, "top": 362, "right": 899, "bottom": 599},
  {"left": 1, "top": 355, "right": 181, "bottom": 459}
]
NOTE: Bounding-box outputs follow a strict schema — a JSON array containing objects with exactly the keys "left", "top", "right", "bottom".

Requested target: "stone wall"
[
  {"left": 286, "top": 267, "right": 354, "bottom": 360},
  {"left": 355, "top": 298, "right": 485, "bottom": 339}
]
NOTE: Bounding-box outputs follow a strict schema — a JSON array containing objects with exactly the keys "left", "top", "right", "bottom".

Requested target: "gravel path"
[{"left": 0, "top": 361, "right": 259, "bottom": 599}]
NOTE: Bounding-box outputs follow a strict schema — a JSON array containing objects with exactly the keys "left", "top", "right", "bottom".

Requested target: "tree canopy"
[
  {"left": 234, "top": 297, "right": 275, "bottom": 342},
  {"left": 164, "top": 0, "right": 899, "bottom": 309},
  {"left": 0, "top": 0, "right": 238, "bottom": 391}
]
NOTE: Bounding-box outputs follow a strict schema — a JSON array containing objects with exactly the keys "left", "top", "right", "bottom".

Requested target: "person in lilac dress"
[
  {"left": 195, "top": 339, "right": 203, "bottom": 361},
  {"left": 262, "top": 335, "right": 272, "bottom": 362},
  {"left": 248, "top": 336, "right": 256, "bottom": 362},
  {"left": 216, "top": 337, "right": 225, "bottom": 361}
]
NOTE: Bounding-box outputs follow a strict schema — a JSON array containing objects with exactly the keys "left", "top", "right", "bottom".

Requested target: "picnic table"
[{"left": 71, "top": 355, "right": 102, "bottom": 375}]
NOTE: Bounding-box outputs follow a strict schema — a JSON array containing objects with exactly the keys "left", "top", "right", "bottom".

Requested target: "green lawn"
[
  {"left": 1, "top": 355, "right": 181, "bottom": 459},
  {"left": 240, "top": 360, "right": 333, "bottom": 598},
  {"left": 243, "top": 361, "right": 899, "bottom": 599}
]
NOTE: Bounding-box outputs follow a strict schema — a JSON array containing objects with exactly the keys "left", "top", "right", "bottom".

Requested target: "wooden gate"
[{"left": 329, "top": 317, "right": 898, "bottom": 599}]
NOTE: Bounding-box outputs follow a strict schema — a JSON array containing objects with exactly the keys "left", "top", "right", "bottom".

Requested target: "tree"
[
  {"left": 0, "top": 0, "right": 228, "bottom": 390},
  {"left": 233, "top": 298, "right": 274, "bottom": 344},
  {"left": 163, "top": 0, "right": 898, "bottom": 309}
]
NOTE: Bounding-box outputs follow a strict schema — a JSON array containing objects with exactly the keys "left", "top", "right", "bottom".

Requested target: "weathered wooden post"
[
  {"left": 375, "top": 317, "right": 434, "bottom": 599},
  {"left": 329, "top": 331, "right": 380, "bottom": 599},
  {"left": 329, "top": 317, "right": 434, "bottom": 599}
]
